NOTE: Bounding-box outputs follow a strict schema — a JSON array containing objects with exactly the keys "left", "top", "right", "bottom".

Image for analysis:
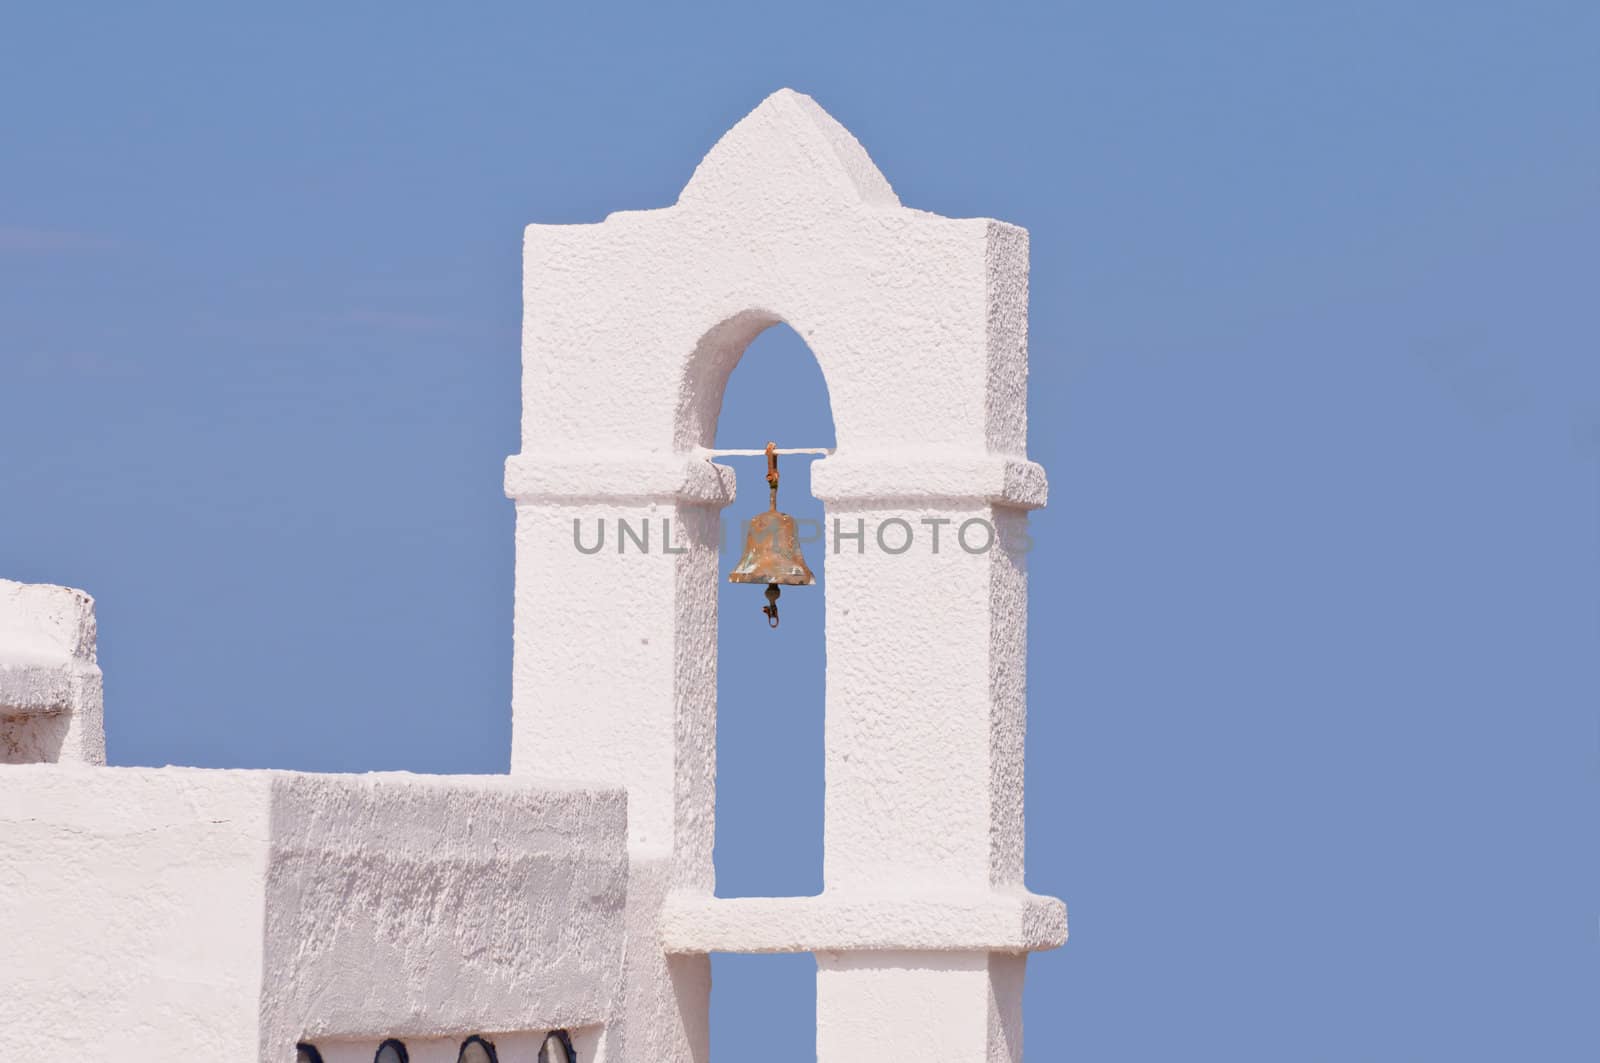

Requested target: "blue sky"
[{"left": 2, "top": 2, "right": 1596, "bottom": 1059}]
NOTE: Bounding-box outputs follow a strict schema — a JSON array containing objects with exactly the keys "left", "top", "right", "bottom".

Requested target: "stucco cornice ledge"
[
  {"left": 659, "top": 890, "right": 1067, "bottom": 955},
  {"left": 0, "top": 658, "right": 99, "bottom": 716},
  {"left": 810, "top": 455, "right": 1047, "bottom": 510},
  {"left": 505, "top": 454, "right": 737, "bottom": 506}
]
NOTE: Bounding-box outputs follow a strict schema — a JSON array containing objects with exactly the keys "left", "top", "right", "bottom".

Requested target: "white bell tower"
[{"left": 506, "top": 89, "right": 1065, "bottom": 1061}]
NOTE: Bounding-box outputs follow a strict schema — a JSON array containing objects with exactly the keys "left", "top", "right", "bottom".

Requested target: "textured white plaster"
[
  {"left": 508, "top": 88, "right": 1063, "bottom": 1061},
  {"left": 0, "top": 578, "right": 97, "bottom": 660},
  {"left": 810, "top": 455, "right": 1048, "bottom": 509},
  {"left": 0, "top": 765, "right": 274, "bottom": 1057},
  {"left": 513, "top": 93, "right": 1034, "bottom": 460},
  {"left": 0, "top": 578, "right": 104, "bottom": 764},
  {"left": 659, "top": 892, "right": 1066, "bottom": 954},
  {"left": 505, "top": 455, "right": 738, "bottom": 506},
  {"left": 0, "top": 766, "right": 627, "bottom": 1060},
  {"left": 816, "top": 951, "right": 1025, "bottom": 1062},
  {"left": 509, "top": 501, "right": 718, "bottom": 1062},
  {"left": 260, "top": 771, "right": 628, "bottom": 1058}
]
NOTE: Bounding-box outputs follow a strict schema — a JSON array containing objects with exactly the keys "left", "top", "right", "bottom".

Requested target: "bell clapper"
[{"left": 763, "top": 583, "right": 781, "bottom": 628}]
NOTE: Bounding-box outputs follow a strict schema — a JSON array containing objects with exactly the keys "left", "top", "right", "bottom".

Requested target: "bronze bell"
[{"left": 729, "top": 442, "right": 814, "bottom": 627}]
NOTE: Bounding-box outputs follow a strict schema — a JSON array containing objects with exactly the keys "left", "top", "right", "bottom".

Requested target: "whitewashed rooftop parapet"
[
  {"left": 0, "top": 577, "right": 104, "bottom": 764},
  {"left": 0, "top": 765, "right": 628, "bottom": 1058}
]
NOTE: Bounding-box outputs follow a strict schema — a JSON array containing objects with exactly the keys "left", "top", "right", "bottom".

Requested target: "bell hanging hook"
[{"left": 765, "top": 440, "right": 780, "bottom": 510}]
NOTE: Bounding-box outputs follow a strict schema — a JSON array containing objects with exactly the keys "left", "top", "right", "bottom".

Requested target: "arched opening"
[
  {"left": 537, "top": 1030, "right": 575, "bottom": 1062},
  {"left": 458, "top": 1034, "right": 498, "bottom": 1063},
  {"left": 375, "top": 1039, "right": 409, "bottom": 1063},
  {"left": 706, "top": 320, "right": 834, "bottom": 1061},
  {"left": 710, "top": 320, "right": 833, "bottom": 897}
]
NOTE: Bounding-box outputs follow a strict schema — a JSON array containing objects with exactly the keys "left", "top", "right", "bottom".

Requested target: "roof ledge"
[{"left": 659, "top": 889, "right": 1067, "bottom": 955}]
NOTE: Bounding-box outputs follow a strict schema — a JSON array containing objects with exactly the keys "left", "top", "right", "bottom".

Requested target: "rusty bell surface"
[
  {"left": 729, "top": 442, "right": 814, "bottom": 627},
  {"left": 729, "top": 509, "right": 816, "bottom": 587}
]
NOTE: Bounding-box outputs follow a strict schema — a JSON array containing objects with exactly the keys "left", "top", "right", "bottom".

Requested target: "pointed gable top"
[{"left": 677, "top": 89, "right": 900, "bottom": 210}]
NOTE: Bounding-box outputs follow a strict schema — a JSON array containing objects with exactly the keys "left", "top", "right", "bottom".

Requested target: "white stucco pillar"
[
  {"left": 506, "top": 459, "right": 734, "bottom": 1062},
  {"left": 814, "top": 499, "right": 1039, "bottom": 893},
  {"left": 809, "top": 482, "right": 1045, "bottom": 1061},
  {"left": 816, "top": 950, "right": 1025, "bottom": 1061}
]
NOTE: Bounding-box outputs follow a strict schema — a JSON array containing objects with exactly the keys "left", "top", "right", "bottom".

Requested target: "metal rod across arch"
[{"left": 699, "top": 447, "right": 835, "bottom": 457}]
